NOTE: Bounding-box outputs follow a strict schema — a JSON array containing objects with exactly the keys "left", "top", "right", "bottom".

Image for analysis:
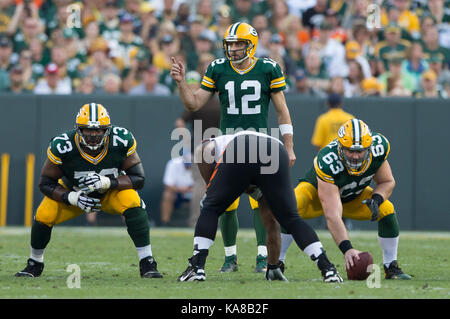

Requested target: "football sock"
[
  {"left": 378, "top": 236, "right": 399, "bottom": 267},
  {"left": 30, "top": 220, "right": 52, "bottom": 250},
  {"left": 194, "top": 236, "right": 214, "bottom": 251},
  {"left": 378, "top": 213, "right": 400, "bottom": 237},
  {"left": 224, "top": 245, "right": 237, "bottom": 257},
  {"left": 257, "top": 245, "right": 267, "bottom": 256},
  {"left": 279, "top": 233, "right": 294, "bottom": 262},
  {"left": 220, "top": 209, "right": 238, "bottom": 254},
  {"left": 253, "top": 208, "right": 267, "bottom": 248},
  {"left": 123, "top": 207, "right": 150, "bottom": 248},
  {"left": 136, "top": 245, "right": 153, "bottom": 261},
  {"left": 304, "top": 242, "right": 325, "bottom": 260},
  {"left": 378, "top": 214, "right": 400, "bottom": 267},
  {"left": 30, "top": 247, "right": 45, "bottom": 263}
]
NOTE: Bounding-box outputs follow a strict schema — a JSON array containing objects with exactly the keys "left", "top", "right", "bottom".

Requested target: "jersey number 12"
[{"left": 225, "top": 80, "right": 261, "bottom": 115}]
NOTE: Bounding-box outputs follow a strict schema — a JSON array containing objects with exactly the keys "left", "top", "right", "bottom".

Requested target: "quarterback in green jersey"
[
  {"left": 15, "top": 103, "right": 162, "bottom": 279},
  {"left": 171, "top": 22, "right": 296, "bottom": 274},
  {"left": 280, "top": 119, "right": 411, "bottom": 280}
]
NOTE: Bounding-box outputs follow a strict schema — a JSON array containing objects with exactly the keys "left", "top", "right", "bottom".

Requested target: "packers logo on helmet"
[
  {"left": 76, "top": 103, "right": 111, "bottom": 151},
  {"left": 223, "top": 22, "right": 258, "bottom": 63},
  {"left": 337, "top": 119, "right": 373, "bottom": 175}
]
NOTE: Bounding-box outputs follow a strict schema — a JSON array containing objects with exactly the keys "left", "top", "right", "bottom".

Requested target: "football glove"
[
  {"left": 67, "top": 191, "right": 101, "bottom": 213},
  {"left": 79, "top": 173, "right": 111, "bottom": 194},
  {"left": 362, "top": 194, "right": 384, "bottom": 221}
]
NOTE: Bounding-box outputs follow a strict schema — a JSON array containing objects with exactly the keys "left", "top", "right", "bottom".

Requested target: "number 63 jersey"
[
  {"left": 46, "top": 125, "right": 136, "bottom": 193},
  {"left": 302, "top": 133, "right": 390, "bottom": 203},
  {"left": 200, "top": 57, "right": 286, "bottom": 133}
]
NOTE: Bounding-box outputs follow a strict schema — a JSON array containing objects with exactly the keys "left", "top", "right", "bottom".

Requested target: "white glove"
[
  {"left": 67, "top": 191, "right": 101, "bottom": 213},
  {"left": 79, "top": 173, "right": 111, "bottom": 194}
]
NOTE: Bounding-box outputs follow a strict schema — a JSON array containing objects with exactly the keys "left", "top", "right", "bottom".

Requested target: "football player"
[
  {"left": 171, "top": 22, "right": 295, "bottom": 273},
  {"left": 178, "top": 130, "right": 342, "bottom": 283},
  {"left": 280, "top": 119, "right": 411, "bottom": 280},
  {"left": 15, "top": 103, "right": 163, "bottom": 279}
]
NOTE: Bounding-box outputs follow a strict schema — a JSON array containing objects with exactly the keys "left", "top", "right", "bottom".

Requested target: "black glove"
[{"left": 362, "top": 193, "right": 384, "bottom": 221}]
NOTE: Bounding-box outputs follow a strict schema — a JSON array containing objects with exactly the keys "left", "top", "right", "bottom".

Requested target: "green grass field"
[{"left": 1, "top": 227, "right": 449, "bottom": 299}]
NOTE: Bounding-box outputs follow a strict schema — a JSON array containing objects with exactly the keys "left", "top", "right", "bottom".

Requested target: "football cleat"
[
  {"left": 219, "top": 255, "right": 238, "bottom": 273},
  {"left": 384, "top": 260, "right": 411, "bottom": 280},
  {"left": 139, "top": 256, "right": 163, "bottom": 278},
  {"left": 322, "top": 265, "right": 344, "bottom": 283},
  {"left": 254, "top": 254, "right": 267, "bottom": 273},
  {"left": 15, "top": 258, "right": 44, "bottom": 278},
  {"left": 265, "top": 265, "right": 288, "bottom": 282},
  {"left": 178, "top": 264, "right": 206, "bottom": 282}
]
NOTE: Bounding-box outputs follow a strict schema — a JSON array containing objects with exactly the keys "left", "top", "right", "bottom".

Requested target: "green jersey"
[
  {"left": 302, "top": 133, "right": 390, "bottom": 203},
  {"left": 200, "top": 57, "right": 286, "bottom": 133},
  {"left": 47, "top": 125, "right": 137, "bottom": 195}
]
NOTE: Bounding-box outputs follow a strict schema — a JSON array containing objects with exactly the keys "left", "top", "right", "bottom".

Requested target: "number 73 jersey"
[
  {"left": 201, "top": 57, "right": 286, "bottom": 133},
  {"left": 46, "top": 126, "right": 136, "bottom": 192},
  {"left": 302, "top": 133, "right": 390, "bottom": 203}
]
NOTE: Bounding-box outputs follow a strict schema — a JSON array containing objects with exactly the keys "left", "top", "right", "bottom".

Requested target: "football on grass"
[{"left": 346, "top": 252, "right": 373, "bottom": 280}]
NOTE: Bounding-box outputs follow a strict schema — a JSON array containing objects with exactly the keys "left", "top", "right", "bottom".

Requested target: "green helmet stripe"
[{"left": 230, "top": 22, "right": 241, "bottom": 36}]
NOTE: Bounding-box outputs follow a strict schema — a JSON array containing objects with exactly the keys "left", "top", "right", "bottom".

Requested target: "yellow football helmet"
[
  {"left": 223, "top": 22, "right": 258, "bottom": 63},
  {"left": 337, "top": 119, "right": 373, "bottom": 175},
  {"left": 75, "top": 103, "right": 111, "bottom": 151}
]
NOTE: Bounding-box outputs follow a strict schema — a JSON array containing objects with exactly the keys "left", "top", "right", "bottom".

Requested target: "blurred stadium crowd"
[{"left": 0, "top": 0, "right": 448, "bottom": 98}]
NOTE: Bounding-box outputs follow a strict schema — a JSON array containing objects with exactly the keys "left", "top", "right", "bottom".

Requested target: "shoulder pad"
[
  {"left": 315, "top": 143, "right": 346, "bottom": 182},
  {"left": 110, "top": 126, "right": 137, "bottom": 156},
  {"left": 370, "top": 133, "right": 390, "bottom": 160},
  {"left": 48, "top": 131, "right": 76, "bottom": 164}
]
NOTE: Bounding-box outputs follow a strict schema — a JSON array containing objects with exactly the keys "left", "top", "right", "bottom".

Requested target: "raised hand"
[{"left": 170, "top": 56, "right": 185, "bottom": 83}]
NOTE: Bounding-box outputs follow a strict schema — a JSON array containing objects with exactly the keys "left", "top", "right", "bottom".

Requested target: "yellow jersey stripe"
[
  {"left": 314, "top": 157, "right": 335, "bottom": 183},
  {"left": 201, "top": 80, "right": 215, "bottom": 88},
  {"left": 384, "top": 141, "right": 391, "bottom": 160},
  {"left": 270, "top": 82, "right": 286, "bottom": 89},
  {"left": 271, "top": 77, "right": 285, "bottom": 84},
  {"left": 203, "top": 76, "right": 215, "bottom": 84},
  {"left": 127, "top": 139, "right": 137, "bottom": 157},
  {"left": 47, "top": 147, "right": 62, "bottom": 165}
]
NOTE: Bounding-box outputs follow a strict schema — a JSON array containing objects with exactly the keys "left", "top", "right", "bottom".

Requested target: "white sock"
[
  {"left": 279, "top": 233, "right": 294, "bottom": 262},
  {"left": 30, "top": 247, "right": 45, "bottom": 263},
  {"left": 136, "top": 245, "right": 152, "bottom": 261},
  {"left": 257, "top": 245, "right": 267, "bottom": 256},
  {"left": 378, "top": 236, "right": 399, "bottom": 267},
  {"left": 224, "top": 245, "right": 236, "bottom": 257},
  {"left": 303, "top": 241, "right": 324, "bottom": 260},
  {"left": 194, "top": 236, "right": 214, "bottom": 251}
]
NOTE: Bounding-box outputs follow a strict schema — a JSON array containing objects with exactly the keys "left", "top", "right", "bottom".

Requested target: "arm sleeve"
[{"left": 200, "top": 62, "right": 217, "bottom": 92}]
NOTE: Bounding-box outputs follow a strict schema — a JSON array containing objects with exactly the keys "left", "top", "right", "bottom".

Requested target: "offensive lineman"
[
  {"left": 15, "top": 103, "right": 162, "bottom": 279},
  {"left": 280, "top": 119, "right": 411, "bottom": 279},
  {"left": 171, "top": 22, "right": 295, "bottom": 273}
]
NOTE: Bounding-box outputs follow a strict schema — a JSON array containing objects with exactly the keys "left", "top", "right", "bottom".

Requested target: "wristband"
[
  {"left": 109, "top": 177, "right": 119, "bottom": 190},
  {"left": 372, "top": 193, "right": 384, "bottom": 206},
  {"left": 338, "top": 240, "right": 353, "bottom": 255},
  {"left": 279, "top": 124, "right": 293, "bottom": 136},
  {"left": 62, "top": 192, "right": 70, "bottom": 205}
]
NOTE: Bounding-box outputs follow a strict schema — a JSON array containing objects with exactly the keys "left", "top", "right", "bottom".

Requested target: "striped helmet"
[
  {"left": 75, "top": 103, "right": 111, "bottom": 151},
  {"left": 337, "top": 119, "right": 373, "bottom": 175},
  {"left": 223, "top": 22, "right": 258, "bottom": 63}
]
